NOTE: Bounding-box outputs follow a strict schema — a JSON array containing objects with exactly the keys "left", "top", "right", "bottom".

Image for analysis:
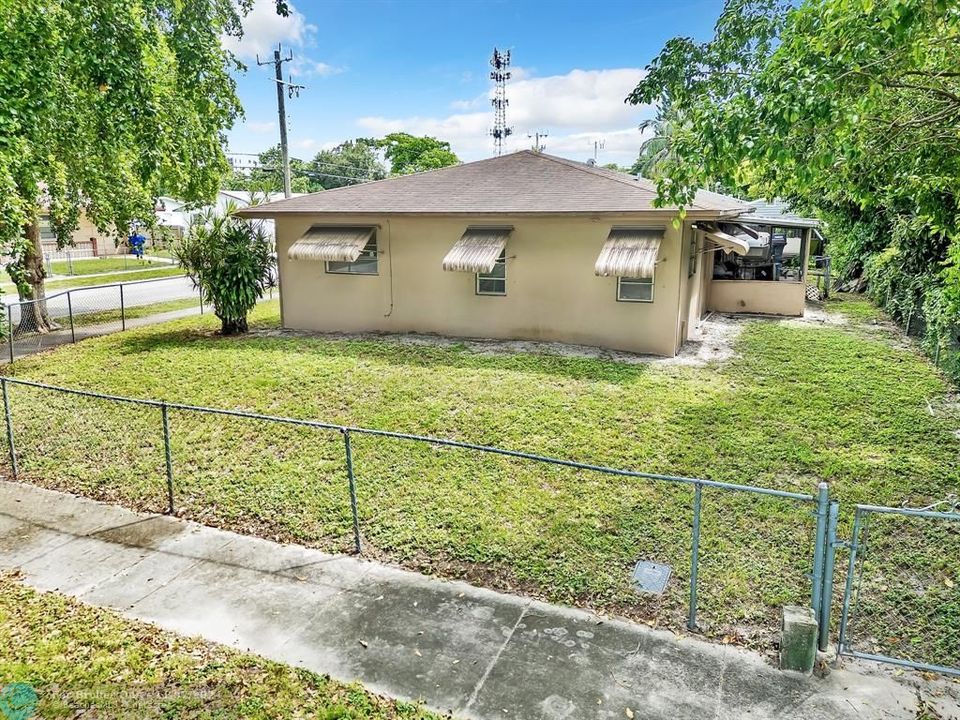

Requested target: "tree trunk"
[
  {"left": 16, "top": 220, "right": 57, "bottom": 335},
  {"left": 220, "top": 316, "right": 248, "bottom": 335}
]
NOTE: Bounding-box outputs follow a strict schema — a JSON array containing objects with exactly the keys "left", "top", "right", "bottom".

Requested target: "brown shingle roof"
[{"left": 238, "top": 150, "right": 750, "bottom": 217}]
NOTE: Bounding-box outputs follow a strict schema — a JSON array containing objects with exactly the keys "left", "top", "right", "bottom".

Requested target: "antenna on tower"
[{"left": 489, "top": 48, "right": 513, "bottom": 156}]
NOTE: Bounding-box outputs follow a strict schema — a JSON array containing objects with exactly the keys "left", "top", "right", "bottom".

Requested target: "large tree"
[
  {"left": 0, "top": 0, "right": 284, "bottom": 333},
  {"left": 310, "top": 138, "right": 386, "bottom": 189},
  {"left": 224, "top": 145, "right": 322, "bottom": 194},
  {"left": 628, "top": 0, "right": 960, "bottom": 370},
  {"left": 378, "top": 133, "right": 460, "bottom": 175}
]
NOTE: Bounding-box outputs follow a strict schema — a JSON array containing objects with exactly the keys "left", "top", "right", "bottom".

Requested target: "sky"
[{"left": 224, "top": 0, "right": 726, "bottom": 169}]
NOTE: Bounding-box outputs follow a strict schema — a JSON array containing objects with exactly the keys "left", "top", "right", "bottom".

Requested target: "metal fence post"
[
  {"left": 823, "top": 257, "right": 831, "bottom": 299},
  {"left": 688, "top": 482, "right": 703, "bottom": 631},
  {"left": 66, "top": 291, "right": 76, "bottom": 343},
  {"left": 811, "top": 481, "right": 830, "bottom": 619},
  {"left": 7, "top": 304, "right": 13, "bottom": 364},
  {"left": 1, "top": 378, "right": 18, "bottom": 481},
  {"left": 342, "top": 429, "right": 362, "bottom": 553},
  {"left": 161, "top": 402, "right": 174, "bottom": 514},
  {"left": 837, "top": 509, "right": 863, "bottom": 655},
  {"left": 119, "top": 284, "right": 126, "bottom": 331},
  {"left": 818, "top": 501, "right": 840, "bottom": 650}
]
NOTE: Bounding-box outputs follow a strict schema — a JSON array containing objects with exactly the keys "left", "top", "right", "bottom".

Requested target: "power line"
[
  {"left": 236, "top": 165, "right": 380, "bottom": 184},
  {"left": 227, "top": 153, "right": 382, "bottom": 176}
]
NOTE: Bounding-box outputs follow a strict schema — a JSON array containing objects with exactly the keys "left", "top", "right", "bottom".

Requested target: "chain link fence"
[
  {"left": 805, "top": 255, "right": 832, "bottom": 302},
  {"left": 4, "top": 276, "right": 202, "bottom": 361},
  {"left": 44, "top": 251, "right": 171, "bottom": 276},
  {"left": 838, "top": 502, "right": 960, "bottom": 676},
  {"left": 0, "top": 376, "right": 828, "bottom": 640}
]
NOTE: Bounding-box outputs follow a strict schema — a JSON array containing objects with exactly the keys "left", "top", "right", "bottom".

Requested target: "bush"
[{"left": 174, "top": 212, "right": 275, "bottom": 335}]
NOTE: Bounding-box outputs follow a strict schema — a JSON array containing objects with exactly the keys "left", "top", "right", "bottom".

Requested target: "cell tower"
[{"left": 489, "top": 48, "right": 513, "bottom": 156}]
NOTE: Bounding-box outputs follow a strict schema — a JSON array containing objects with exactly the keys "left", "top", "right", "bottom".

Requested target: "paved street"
[
  {"left": 0, "top": 481, "right": 924, "bottom": 720},
  {"left": 1, "top": 276, "right": 202, "bottom": 362}
]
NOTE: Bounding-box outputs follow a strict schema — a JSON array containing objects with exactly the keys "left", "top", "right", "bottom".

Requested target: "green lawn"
[
  {"left": 1, "top": 266, "right": 185, "bottom": 296},
  {"left": 3, "top": 299, "right": 958, "bottom": 656},
  {"left": 45, "top": 266, "right": 184, "bottom": 290},
  {"left": 0, "top": 572, "right": 441, "bottom": 719},
  {"left": 70, "top": 296, "right": 201, "bottom": 329},
  {"left": 49, "top": 256, "right": 171, "bottom": 277}
]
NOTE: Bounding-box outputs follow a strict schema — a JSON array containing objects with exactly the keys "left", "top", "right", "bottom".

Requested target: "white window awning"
[
  {"left": 594, "top": 227, "right": 663, "bottom": 279},
  {"left": 288, "top": 226, "right": 375, "bottom": 262},
  {"left": 442, "top": 227, "right": 512, "bottom": 273}
]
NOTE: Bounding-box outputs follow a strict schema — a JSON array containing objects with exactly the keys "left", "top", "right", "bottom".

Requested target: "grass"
[
  {"left": 824, "top": 292, "right": 890, "bottom": 322},
  {"left": 44, "top": 266, "right": 184, "bottom": 291},
  {"left": 3, "top": 299, "right": 958, "bottom": 656},
  {"left": 48, "top": 256, "right": 171, "bottom": 277},
  {"left": 70, "top": 296, "right": 201, "bottom": 328},
  {"left": 1, "top": 266, "right": 185, "bottom": 296},
  {"left": 0, "top": 572, "right": 442, "bottom": 719}
]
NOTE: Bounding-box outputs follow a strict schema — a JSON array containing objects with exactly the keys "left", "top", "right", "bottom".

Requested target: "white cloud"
[
  {"left": 222, "top": 0, "right": 314, "bottom": 61},
  {"left": 293, "top": 138, "right": 320, "bottom": 151},
  {"left": 289, "top": 58, "right": 346, "bottom": 79},
  {"left": 357, "top": 67, "right": 654, "bottom": 165},
  {"left": 245, "top": 120, "right": 277, "bottom": 133}
]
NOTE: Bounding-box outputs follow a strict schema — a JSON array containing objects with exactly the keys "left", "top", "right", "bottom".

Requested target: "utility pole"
[
  {"left": 528, "top": 131, "right": 548, "bottom": 152},
  {"left": 592, "top": 138, "right": 606, "bottom": 162},
  {"left": 257, "top": 44, "right": 304, "bottom": 198}
]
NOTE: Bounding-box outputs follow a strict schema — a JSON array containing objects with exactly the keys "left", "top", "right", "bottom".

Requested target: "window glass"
[
  {"left": 476, "top": 250, "right": 506, "bottom": 295},
  {"left": 618, "top": 277, "right": 654, "bottom": 302},
  {"left": 327, "top": 236, "right": 378, "bottom": 275},
  {"left": 38, "top": 215, "right": 56, "bottom": 242}
]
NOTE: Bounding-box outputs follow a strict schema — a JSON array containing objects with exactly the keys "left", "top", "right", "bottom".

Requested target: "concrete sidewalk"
[{"left": 0, "top": 481, "right": 919, "bottom": 719}]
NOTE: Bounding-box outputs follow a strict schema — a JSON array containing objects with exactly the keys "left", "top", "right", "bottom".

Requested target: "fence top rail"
[
  {"left": 5, "top": 274, "right": 189, "bottom": 309},
  {"left": 0, "top": 375, "right": 817, "bottom": 502},
  {"left": 854, "top": 503, "right": 960, "bottom": 521}
]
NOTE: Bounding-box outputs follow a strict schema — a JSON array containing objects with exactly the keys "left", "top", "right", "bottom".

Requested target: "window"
[
  {"left": 617, "top": 276, "right": 654, "bottom": 302},
  {"left": 326, "top": 236, "right": 378, "bottom": 275},
  {"left": 476, "top": 250, "right": 506, "bottom": 295},
  {"left": 38, "top": 215, "right": 56, "bottom": 242}
]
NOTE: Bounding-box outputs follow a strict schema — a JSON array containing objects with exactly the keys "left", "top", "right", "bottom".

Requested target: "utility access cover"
[{"left": 632, "top": 561, "right": 672, "bottom": 594}]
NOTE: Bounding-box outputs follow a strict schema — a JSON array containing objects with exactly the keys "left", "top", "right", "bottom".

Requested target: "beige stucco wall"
[
  {"left": 275, "top": 214, "right": 686, "bottom": 356},
  {"left": 41, "top": 213, "right": 124, "bottom": 256},
  {"left": 707, "top": 279, "right": 806, "bottom": 316}
]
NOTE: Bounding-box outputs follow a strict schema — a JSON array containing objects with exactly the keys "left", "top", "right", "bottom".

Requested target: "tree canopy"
[
  {"left": 0, "top": 0, "right": 280, "bottom": 330},
  {"left": 377, "top": 133, "right": 460, "bottom": 175},
  {"left": 629, "top": 0, "right": 960, "bottom": 375}
]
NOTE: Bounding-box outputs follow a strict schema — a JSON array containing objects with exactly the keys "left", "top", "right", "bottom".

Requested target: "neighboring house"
[
  {"left": 38, "top": 211, "right": 124, "bottom": 257},
  {"left": 240, "top": 151, "right": 814, "bottom": 356},
  {"left": 157, "top": 191, "right": 304, "bottom": 243}
]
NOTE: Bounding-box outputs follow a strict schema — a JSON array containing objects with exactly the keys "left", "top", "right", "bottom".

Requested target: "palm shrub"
[{"left": 174, "top": 211, "right": 275, "bottom": 335}]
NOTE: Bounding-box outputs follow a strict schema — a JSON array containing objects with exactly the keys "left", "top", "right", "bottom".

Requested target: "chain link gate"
[{"left": 837, "top": 499, "right": 960, "bottom": 677}]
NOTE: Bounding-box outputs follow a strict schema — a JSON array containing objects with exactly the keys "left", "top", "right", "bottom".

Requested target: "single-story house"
[
  {"left": 38, "top": 210, "right": 123, "bottom": 257},
  {"left": 240, "top": 151, "right": 814, "bottom": 356},
  {"left": 158, "top": 190, "right": 304, "bottom": 244}
]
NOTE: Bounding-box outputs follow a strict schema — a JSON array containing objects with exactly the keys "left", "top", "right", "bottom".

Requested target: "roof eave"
[{"left": 236, "top": 207, "right": 750, "bottom": 220}]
